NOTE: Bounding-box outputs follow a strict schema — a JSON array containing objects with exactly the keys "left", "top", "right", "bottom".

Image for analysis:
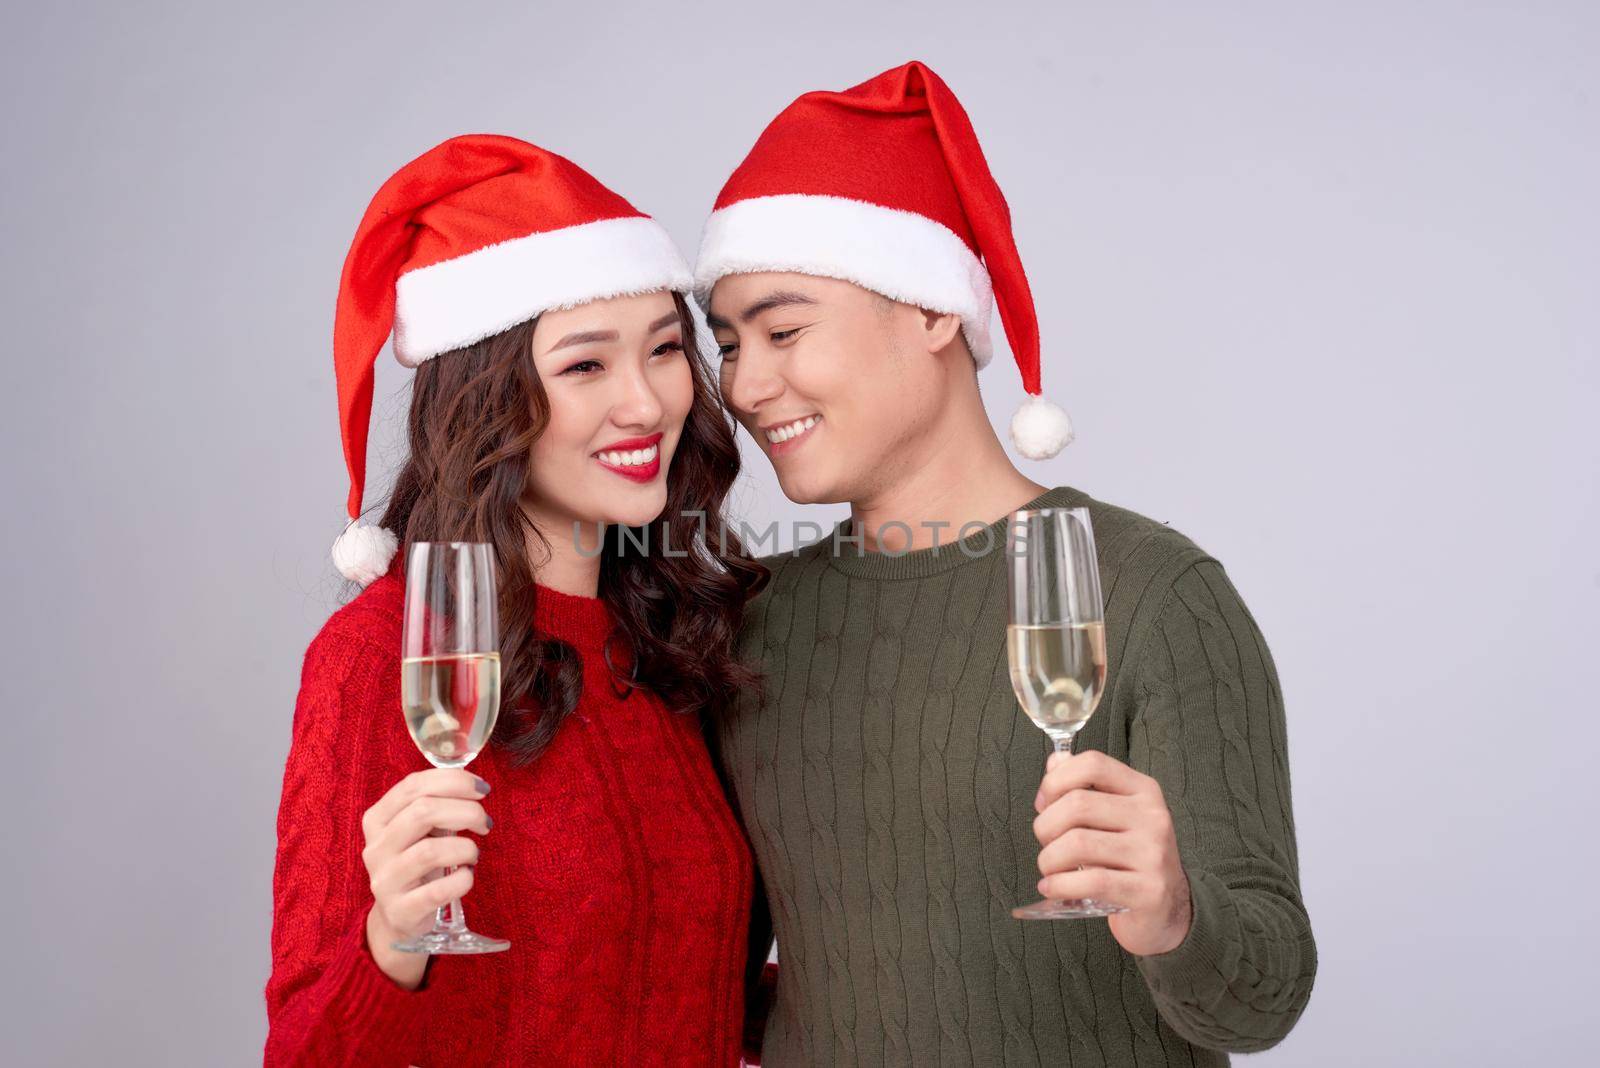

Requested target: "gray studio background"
[{"left": 2, "top": 2, "right": 1594, "bottom": 1064}]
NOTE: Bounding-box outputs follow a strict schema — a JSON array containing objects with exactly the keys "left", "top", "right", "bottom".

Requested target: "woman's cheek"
[{"left": 667, "top": 361, "right": 696, "bottom": 422}]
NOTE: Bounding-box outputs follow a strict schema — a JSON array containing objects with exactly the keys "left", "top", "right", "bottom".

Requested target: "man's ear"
[{"left": 920, "top": 308, "right": 964, "bottom": 354}]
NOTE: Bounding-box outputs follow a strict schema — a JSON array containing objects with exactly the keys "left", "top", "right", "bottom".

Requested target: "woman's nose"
[{"left": 610, "top": 366, "right": 666, "bottom": 428}]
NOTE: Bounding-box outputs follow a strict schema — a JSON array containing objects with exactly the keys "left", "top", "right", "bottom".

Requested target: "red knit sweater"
[{"left": 265, "top": 570, "right": 754, "bottom": 1066}]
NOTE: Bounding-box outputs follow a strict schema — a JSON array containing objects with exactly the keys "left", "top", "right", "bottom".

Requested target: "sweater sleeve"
[
  {"left": 263, "top": 619, "right": 431, "bottom": 1067},
  {"left": 740, "top": 870, "right": 778, "bottom": 1064},
  {"left": 1127, "top": 558, "right": 1317, "bottom": 1052}
]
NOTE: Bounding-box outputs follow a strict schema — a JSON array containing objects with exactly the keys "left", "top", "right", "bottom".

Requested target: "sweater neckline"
[
  {"left": 821, "top": 485, "right": 1090, "bottom": 580},
  {"left": 532, "top": 582, "right": 614, "bottom": 648}
]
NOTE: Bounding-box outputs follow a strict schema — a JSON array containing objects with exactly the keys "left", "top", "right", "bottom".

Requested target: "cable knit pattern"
[
  {"left": 265, "top": 569, "right": 752, "bottom": 1066},
  {"left": 716, "top": 486, "right": 1316, "bottom": 1067},
  {"left": 861, "top": 580, "right": 909, "bottom": 1065}
]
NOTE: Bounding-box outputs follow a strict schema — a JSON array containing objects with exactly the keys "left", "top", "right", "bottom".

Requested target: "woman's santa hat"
[
  {"left": 329, "top": 133, "right": 697, "bottom": 585},
  {"left": 693, "top": 60, "right": 1075, "bottom": 460}
]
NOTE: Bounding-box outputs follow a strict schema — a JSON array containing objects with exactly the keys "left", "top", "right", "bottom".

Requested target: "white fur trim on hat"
[
  {"left": 1010, "top": 394, "right": 1074, "bottom": 460},
  {"left": 393, "top": 215, "right": 693, "bottom": 366},
  {"left": 332, "top": 519, "right": 399, "bottom": 586},
  {"left": 679, "top": 289, "right": 721, "bottom": 365},
  {"left": 693, "top": 194, "right": 995, "bottom": 367}
]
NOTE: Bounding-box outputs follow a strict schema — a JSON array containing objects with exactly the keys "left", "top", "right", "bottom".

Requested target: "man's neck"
[{"left": 849, "top": 407, "right": 1048, "bottom": 554}]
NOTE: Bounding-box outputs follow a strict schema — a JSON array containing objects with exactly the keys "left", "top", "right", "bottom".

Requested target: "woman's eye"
[
  {"left": 561, "top": 360, "right": 602, "bottom": 376},
  {"left": 651, "top": 340, "right": 685, "bottom": 357},
  {"left": 717, "top": 342, "right": 739, "bottom": 360},
  {"left": 771, "top": 329, "right": 800, "bottom": 343}
]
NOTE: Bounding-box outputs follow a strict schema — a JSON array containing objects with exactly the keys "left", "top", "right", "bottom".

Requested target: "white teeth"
[
  {"left": 598, "top": 444, "right": 658, "bottom": 467},
  {"left": 765, "top": 415, "right": 820, "bottom": 444}
]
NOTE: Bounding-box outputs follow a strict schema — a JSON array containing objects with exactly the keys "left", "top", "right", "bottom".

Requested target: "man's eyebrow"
[
  {"left": 707, "top": 290, "right": 819, "bottom": 330},
  {"left": 548, "top": 312, "right": 680, "bottom": 353}
]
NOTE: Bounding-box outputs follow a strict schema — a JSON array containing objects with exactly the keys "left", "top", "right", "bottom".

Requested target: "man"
[{"left": 699, "top": 61, "right": 1315, "bottom": 1066}]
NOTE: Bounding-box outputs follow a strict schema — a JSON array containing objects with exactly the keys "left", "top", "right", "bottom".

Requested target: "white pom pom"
[
  {"left": 331, "top": 520, "right": 399, "bottom": 586},
  {"left": 1010, "top": 394, "right": 1076, "bottom": 460}
]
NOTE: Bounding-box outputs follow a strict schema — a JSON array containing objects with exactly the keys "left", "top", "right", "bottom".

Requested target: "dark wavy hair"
[{"left": 365, "top": 291, "right": 767, "bottom": 764}]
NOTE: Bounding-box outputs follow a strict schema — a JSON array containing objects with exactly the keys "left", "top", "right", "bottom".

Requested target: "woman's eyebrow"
[
  {"left": 549, "top": 312, "right": 681, "bottom": 352},
  {"left": 549, "top": 329, "right": 617, "bottom": 352}
]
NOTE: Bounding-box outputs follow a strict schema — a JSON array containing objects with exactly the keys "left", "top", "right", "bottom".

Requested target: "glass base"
[
  {"left": 392, "top": 929, "right": 510, "bottom": 955},
  {"left": 1012, "top": 896, "right": 1127, "bottom": 920}
]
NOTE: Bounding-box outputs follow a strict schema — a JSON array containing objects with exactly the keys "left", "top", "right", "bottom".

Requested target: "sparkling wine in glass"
[
  {"left": 393, "top": 541, "right": 510, "bottom": 954},
  {"left": 403, "top": 654, "right": 500, "bottom": 768},
  {"left": 1006, "top": 507, "right": 1127, "bottom": 921}
]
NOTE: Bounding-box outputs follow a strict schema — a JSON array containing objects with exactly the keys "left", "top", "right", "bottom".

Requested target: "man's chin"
[{"left": 773, "top": 466, "right": 847, "bottom": 507}]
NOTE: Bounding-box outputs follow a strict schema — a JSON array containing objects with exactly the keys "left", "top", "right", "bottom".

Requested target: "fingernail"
[
  {"left": 474, "top": 777, "right": 491, "bottom": 795},
  {"left": 1037, "top": 878, "right": 1049, "bottom": 895},
  {"left": 485, "top": 814, "right": 494, "bottom": 830},
  {"left": 1032, "top": 792, "right": 1044, "bottom": 812}
]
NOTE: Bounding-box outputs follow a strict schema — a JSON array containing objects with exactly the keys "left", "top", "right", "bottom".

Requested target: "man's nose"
[{"left": 725, "top": 348, "right": 784, "bottom": 416}]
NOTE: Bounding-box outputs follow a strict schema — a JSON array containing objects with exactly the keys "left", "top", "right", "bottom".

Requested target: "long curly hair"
[{"left": 367, "top": 291, "right": 767, "bottom": 764}]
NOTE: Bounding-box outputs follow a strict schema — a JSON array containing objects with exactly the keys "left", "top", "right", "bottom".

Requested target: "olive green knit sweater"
[{"left": 717, "top": 485, "right": 1316, "bottom": 1067}]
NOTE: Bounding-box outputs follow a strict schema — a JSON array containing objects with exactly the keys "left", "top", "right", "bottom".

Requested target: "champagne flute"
[
  {"left": 1006, "top": 507, "right": 1126, "bottom": 921},
  {"left": 393, "top": 541, "right": 510, "bottom": 954}
]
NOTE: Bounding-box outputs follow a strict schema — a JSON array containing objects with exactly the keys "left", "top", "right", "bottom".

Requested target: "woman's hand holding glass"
[{"left": 359, "top": 768, "right": 494, "bottom": 988}]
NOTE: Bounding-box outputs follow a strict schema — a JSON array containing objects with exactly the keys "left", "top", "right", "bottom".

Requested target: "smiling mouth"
[
  {"left": 593, "top": 434, "right": 663, "bottom": 482},
  {"left": 764, "top": 415, "right": 821, "bottom": 451},
  {"left": 595, "top": 442, "right": 659, "bottom": 468}
]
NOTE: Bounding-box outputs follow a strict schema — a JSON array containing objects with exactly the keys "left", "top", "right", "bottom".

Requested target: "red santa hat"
[
  {"left": 693, "top": 60, "right": 1074, "bottom": 460},
  {"left": 329, "top": 133, "right": 694, "bottom": 585}
]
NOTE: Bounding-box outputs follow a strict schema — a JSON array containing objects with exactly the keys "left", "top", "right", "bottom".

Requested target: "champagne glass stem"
[{"left": 436, "top": 869, "right": 466, "bottom": 935}]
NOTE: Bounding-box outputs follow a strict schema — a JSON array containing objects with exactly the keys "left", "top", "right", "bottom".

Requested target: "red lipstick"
[{"left": 593, "top": 431, "right": 663, "bottom": 484}]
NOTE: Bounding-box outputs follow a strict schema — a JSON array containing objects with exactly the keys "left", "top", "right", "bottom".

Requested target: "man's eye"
[
  {"left": 771, "top": 329, "right": 800, "bottom": 343},
  {"left": 651, "top": 340, "right": 685, "bottom": 357},
  {"left": 561, "top": 360, "right": 602, "bottom": 376}
]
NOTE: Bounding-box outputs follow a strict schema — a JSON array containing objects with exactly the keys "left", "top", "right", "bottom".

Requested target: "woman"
[{"left": 264, "top": 134, "right": 766, "bottom": 1066}]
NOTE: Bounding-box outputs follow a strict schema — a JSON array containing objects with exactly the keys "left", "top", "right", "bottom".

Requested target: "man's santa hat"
[
  {"left": 329, "top": 133, "right": 695, "bottom": 585},
  {"left": 694, "top": 60, "right": 1074, "bottom": 460}
]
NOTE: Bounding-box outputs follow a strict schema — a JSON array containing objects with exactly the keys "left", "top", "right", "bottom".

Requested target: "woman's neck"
[{"left": 521, "top": 503, "right": 604, "bottom": 598}]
